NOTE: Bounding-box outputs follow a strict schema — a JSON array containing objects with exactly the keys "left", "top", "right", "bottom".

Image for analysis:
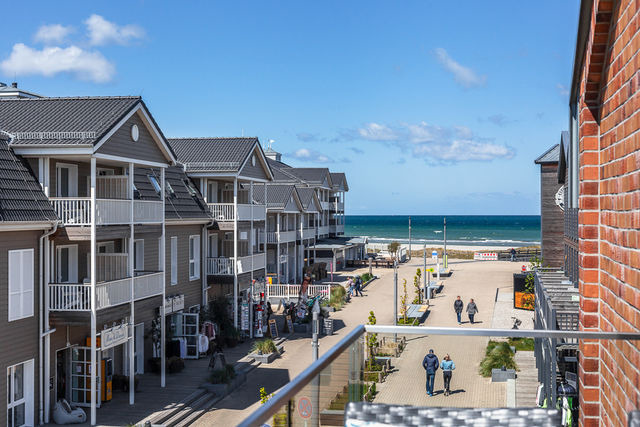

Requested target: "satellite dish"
[{"left": 555, "top": 187, "right": 565, "bottom": 211}]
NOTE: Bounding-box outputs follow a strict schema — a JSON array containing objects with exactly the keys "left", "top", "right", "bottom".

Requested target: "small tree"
[
  {"left": 412, "top": 268, "right": 422, "bottom": 304},
  {"left": 259, "top": 386, "right": 272, "bottom": 404},
  {"left": 523, "top": 255, "right": 543, "bottom": 310},
  {"left": 387, "top": 241, "right": 401, "bottom": 260},
  {"left": 400, "top": 279, "right": 408, "bottom": 323},
  {"left": 367, "top": 311, "right": 378, "bottom": 370}
]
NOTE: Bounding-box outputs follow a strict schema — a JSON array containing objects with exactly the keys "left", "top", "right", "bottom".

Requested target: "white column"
[
  {"left": 201, "top": 179, "right": 208, "bottom": 203},
  {"left": 128, "top": 163, "right": 135, "bottom": 404},
  {"left": 250, "top": 181, "right": 254, "bottom": 283},
  {"left": 43, "top": 236, "right": 51, "bottom": 423},
  {"left": 276, "top": 213, "right": 281, "bottom": 284},
  {"left": 160, "top": 167, "right": 166, "bottom": 388},
  {"left": 38, "top": 157, "right": 51, "bottom": 196},
  {"left": 233, "top": 177, "right": 238, "bottom": 328},
  {"left": 202, "top": 225, "right": 207, "bottom": 306},
  {"left": 90, "top": 157, "right": 97, "bottom": 425}
]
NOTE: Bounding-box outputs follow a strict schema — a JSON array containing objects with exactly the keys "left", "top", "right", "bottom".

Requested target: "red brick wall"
[{"left": 578, "top": 1, "right": 640, "bottom": 426}]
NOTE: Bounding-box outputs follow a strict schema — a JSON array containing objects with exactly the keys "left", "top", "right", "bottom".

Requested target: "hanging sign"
[
  {"left": 241, "top": 303, "right": 250, "bottom": 331},
  {"left": 101, "top": 323, "right": 129, "bottom": 350}
]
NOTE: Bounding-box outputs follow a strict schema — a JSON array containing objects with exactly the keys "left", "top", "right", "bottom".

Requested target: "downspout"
[
  {"left": 203, "top": 219, "right": 215, "bottom": 306},
  {"left": 39, "top": 220, "right": 59, "bottom": 425}
]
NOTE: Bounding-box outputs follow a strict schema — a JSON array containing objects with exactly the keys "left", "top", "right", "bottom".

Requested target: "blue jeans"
[
  {"left": 456, "top": 312, "right": 462, "bottom": 323},
  {"left": 426, "top": 372, "right": 436, "bottom": 395}
]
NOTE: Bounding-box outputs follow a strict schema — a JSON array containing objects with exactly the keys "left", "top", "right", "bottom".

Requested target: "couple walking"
[
  {"left": 422, "top": 349, "right": 456, "bottom": 396},
  {"left": 454, "top": 296, "right": 479, "bottom": 325},
  {"left": 347, "top": 276, "right": 363, "bottom": 297}
]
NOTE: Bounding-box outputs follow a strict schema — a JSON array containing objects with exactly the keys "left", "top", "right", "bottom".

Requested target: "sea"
[{"left": 345, "top": 215, "right": 541, "bottom": 247}]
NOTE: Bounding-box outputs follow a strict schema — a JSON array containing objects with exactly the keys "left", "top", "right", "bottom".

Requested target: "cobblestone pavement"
[
  {"left": 374, "top": 259, "right": 524, "bottom": 408},
  {"left": 195, "top": 258, "right": 524, "bottom": 425}
]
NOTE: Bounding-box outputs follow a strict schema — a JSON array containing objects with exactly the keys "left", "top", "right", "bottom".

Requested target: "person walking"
[
  {"left": 466, "top": 298, "right": 479, "bottom": 324},
  {"left": 510, "top": 248, "right": 516, "bottom": 262},
  {"left": 422, "top": 349, "right": 439, "bottom": 396},
  {"left": 346, "top": 277, "right": 354, "bottom": 298},
  {"left": 355, "top": 276, "right": 364, "bottom": 297},
  {"left": 454, "top": 296, "right": 464, "bottom": 325},
  {"left": 441, "top": 354, "right": 456, "bottom": 396}
]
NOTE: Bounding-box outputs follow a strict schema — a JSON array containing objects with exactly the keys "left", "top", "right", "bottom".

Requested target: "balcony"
[
  {"left": 329, "top": 199, "right": 344, "bottom": 211},
  {"left": 207, "top": 203, "right": 266, "bottom": 222},
  {"left": 48, "top": 271, "right": 163, "bottom": 312},
  {"left": 330, "top": 224, "right": 345, "bottom": 234},
  {"left": 298, "top": 228, "right": 315, "bottom": 240},
  {"left": 206, "top": 253, "right": 266, "bottom": 275},
  {"left": 317, "top": 225, "right": 329, "bottom": 236},
  {"left": 266, "top": 230, "right": 297, "bottom": 244},
  {"left": 320, "top": 201, "right": 330, "bottom": 211},
  {"left": 50, "top": 198, "right": 163, "bottom": 226},
  {"left": 240, "top": 325, "right": 640, "bottom": 427}
]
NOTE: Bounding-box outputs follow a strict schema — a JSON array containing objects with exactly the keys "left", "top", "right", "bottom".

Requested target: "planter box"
[
  {"left": 491, "top": 368, "right": 516, "bottom": 382},
  {"left": 202, "top": 371, "right": 247, "bottom": 396},
  {"left": 249, "top": 351, "right": 279, "bottom": 364}
]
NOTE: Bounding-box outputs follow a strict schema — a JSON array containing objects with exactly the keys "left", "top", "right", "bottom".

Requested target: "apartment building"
[
  {"left": 0, "top": 135, "right": 58, "bottom": 427},
  {"left": 168, "top": 137, "right": 273, "bottom": 328},
  {"left": 568, "top": 0, "right": 640, "bottom": 425}
]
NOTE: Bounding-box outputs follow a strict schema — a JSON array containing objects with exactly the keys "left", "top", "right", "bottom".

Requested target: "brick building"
[{"left": 571, "top": 0, "right": 640, "bottom": 425}]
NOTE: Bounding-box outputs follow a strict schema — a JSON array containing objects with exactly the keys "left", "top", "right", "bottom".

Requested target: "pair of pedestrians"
[
  {"left": 454, "top": 296, "right": 479, "bottom": 325},
  {"left": 347, "top": 276, "right": 364, "bottom": 297},
  {"left": 422, "top": 349, "right": 456, "bottom": 396}
]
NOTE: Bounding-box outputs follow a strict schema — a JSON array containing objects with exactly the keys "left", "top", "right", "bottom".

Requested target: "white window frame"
[
  {"left": 134, "top": 239, "right": 144, "bottom": 271},
  {"left": 170, "top": 236, "right": 178, "bottom": 285},
  {"left": 56, "top": 162, "right": 78, "bottom": 198},
  {"left": 8, "top": 249, "right": 34, "bottom": 322},
  {"left": 7, "top": 359, "right": 34, "bottom": 427},
  {"left": 189, "top": 235, "right": 200, "bottom": 281}
]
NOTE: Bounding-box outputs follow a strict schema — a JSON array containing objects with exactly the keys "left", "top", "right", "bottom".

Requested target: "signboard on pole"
[
  {"left": 474, "top": 252, "right": 498, "bottom": 261},
  {"left": 101, "top": 323, "right": 129, "bottom": 350},
  {"left": 431, "top": 250, "right": 438, "bottom": 260},
  {"left": 241, "top": 303, "right": 249, "bottom": 330},
  {"left": 298, "top": 396, "right": 312, "bottom": 419}
]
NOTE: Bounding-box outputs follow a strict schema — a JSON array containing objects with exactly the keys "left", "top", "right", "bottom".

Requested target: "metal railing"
[
  {"left": 133, "top": 271, "right": 164, "bottom": 300},
  {"left": 96, "top": 253, "right": 129, "bottom": 282},
  {"left": 329, "top": 224, "right": 345, "bottom": 234},
  {"left": 237, "top": 253, "right": 266, "bottom": 273},
  {"left": 266, "top": 283, "right": 331, "bottom": 299},
  {"left": 207, "top": 203, "right": 267, "bottom": 221},
  {"left": 51, "top": 198, "right": 164, "bottom": 225},
  {"left": 50, "top": 198, "right": 91, "bottom": 225},
  {"left": 133, "top": 200, "right": 163, "bottom": 223},
  {"left": 207, "top": 257, "right": 235, "bottom": 275},
  {"left": 317, "top": 225, "right": 329, "bottom": 236},
  {"left": 299, "top": 228, "right": 316, "bottom": 240},
  {"left": 49, "top": 284, "right": 91, "bottom": 311},
  {"left": 564, "top": 207, "right": 578, "bottom": 243},
  {"left": 240, "top": 325, "right": 640, "bottom": 427},
  {"left": 96, "top": 175, "right": 129, "bottom": 199}
]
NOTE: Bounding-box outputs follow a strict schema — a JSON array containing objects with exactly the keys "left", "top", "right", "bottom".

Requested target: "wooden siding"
[
  {"left": 239, "top": 146, "right": 270, "bottom": 180},
  {"left": 165, "top": 224, "right": 204, "bottom": 309},
  {"left": 96, "top": 113, "right": 168, "bottom": 165},
  {"left": 540, "top": 163, "right": 564, "bottom": 267},
  {"left": 0, "top": 230, "right": 41, "bottom": 423}
]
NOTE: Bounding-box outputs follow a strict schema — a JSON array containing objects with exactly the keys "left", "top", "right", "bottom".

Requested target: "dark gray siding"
[
  {"left": 540, "top": 163, "right": 564, "bottom": 267},
  {"left": 0, "top": 230, "right": 41, "bottom": 424},
  {"left": 166, "top": 224, "right": 205, "bottom": 309},
  {"left": 239, "top": 147, "right": 270, "bottom": 180},
  {"left": 97, "top": 113, "right": 168, "bottom": 164}
]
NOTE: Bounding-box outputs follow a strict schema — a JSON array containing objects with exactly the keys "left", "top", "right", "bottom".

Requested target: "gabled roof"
[
  {"left": 169, "top": 137, "right": 258, "bottom": 172},
  {"left": 534, "top": 144, "right": 560, "bottom": 165},
  {"left": 0, "top": 96, "right": 140, "bottom": 145},
  {"left": 254, "top": 184, "right": 302, "bottom": 211},
  {"left": 0, "top": 136, "right": 57, "bottom": 223},
  {"left": 557, "top": 131, "right": 570, "bottom": 184},
  {"left": 266, "top": 158, "right": 301, "bottom": 182},
  {"left": 282, "top": 168, "right": 332, "bottom": 187},
  {"left": 134, "top": 166, "right": 210, "bottom": 221},
  {"left": 330, "top": 172, "right": 349, "bottom": 191},
  {"left": 296, "top": 186, "right": 322, "bottom": 212}
]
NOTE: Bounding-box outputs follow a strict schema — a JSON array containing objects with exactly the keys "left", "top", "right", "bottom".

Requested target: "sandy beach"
[{"left": 366, "top": 242, "right": 538, "bottom": 253}]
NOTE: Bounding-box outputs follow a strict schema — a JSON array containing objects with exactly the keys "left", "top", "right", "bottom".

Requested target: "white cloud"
[
  {"left": 290, "top": 148, "right": 333, "bottom": 163},
  {"left": 0, "top": 43, "right": 115, "bottom": 83},
  {"left": 556, "top": 83, "right": 569, "bottom": 96},
  {"left": 85, "top": 14, "right": 144, "bottom": 46},
  {"left": 34, "top": 24, "right": 74, "bottom": 44},
  {"left": 434, "top": 48, "right": 486, "bottom": 88},
  {"left": 350, "top": 121, "right": 514, "bottom": 163}
]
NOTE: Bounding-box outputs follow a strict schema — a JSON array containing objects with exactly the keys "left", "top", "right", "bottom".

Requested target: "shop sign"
[
  {"left": 102, "top": 323, "right": 129, "bottom": 350},
  {"left": 241, "top": 303, "right": 250, "bottom": 330},
  {"left": 163, "top": 295, "right": 185, "bottom": 314}
]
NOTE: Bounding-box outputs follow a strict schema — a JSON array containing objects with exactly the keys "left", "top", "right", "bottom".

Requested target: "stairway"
[{"left": 515, "top": 351, "right": 539, "bottom": 407}]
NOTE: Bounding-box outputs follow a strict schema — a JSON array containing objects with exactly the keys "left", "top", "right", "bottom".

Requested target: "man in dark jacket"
[
  {"left": 454, "top": 296, "right": 464, "bottom": 325},
  {"left": 422, "top": 349, "right": 439, "bottom": 396}
]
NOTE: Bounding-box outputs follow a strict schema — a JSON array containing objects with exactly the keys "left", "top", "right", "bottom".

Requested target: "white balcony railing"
[
  {"left": 133, "top": 200, "right": 164, "bottom": 223},
  {"left": 51, "top": 198, "right": 163, "bottom": 225},
  {"left": 330, "top": 224, "right": 345, "bottom": 234},
  {"left": 320, "top": 201, "right": 330, "bottom": 211},
  {"left": 298, "top": 228, "right": 315, "bottom": 240},
  {"left": 266, "top": 283, "right": 331, "bottom": 300},
  {"left": 134, "top": 272, "right": 164, "bottom": 300},
  {"left": 266, "top": 230, "right": 297, "bottom": 244},
  {"left": 237, "top": 253, "right": 266, "bottom": 273},
  {"left": 317, "top": 225, "right": 329, "bottom": 236},
  {"left": 207, "top": 254, "right": 266, "bottom": 275},
  {"left": 49, "top": 272, "right": 164, "bottom": 312},
  {"left": 96, "top": 176, "right": 129, "bottom": 199},
  {"left": 266, "top": 232, "right": 278, "bottom": 243},
  {"left": 207, "top": 257, "right": 235, "bottom": 275},
  {"left": 207, "top": 203, "right": 267, "bottom": 222}
]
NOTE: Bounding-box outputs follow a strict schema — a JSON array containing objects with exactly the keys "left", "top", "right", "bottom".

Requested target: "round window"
[
  {"left": 131, "top": 124, "right": 139, "bottom": 142},
  {"left": 252, "top": 155, "right": 256, "bottom": 166}
]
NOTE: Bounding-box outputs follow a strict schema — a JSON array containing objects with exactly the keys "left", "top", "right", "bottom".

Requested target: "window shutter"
[
  {"left": 8, "top": 250, "right": 21, "bottom": 321},
  {"left": 22, "top": 250, "right": 34, "bottom": 318},
  {"left": 171, "top": 237, "right": 178, "bottom": 285},
  {"left": 8, "top": 249, "right": 34, "bottom": 321},
  {"left": 194, "top": 236, "right": 200, "bottom": 278}
]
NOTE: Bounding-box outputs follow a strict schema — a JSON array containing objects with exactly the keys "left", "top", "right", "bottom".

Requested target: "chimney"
[
  {"left": 11, "top": 82, "right": 17, "bottom": 88},
  {"left": 265, "top": 149, "right": 281, "bottom": 162}
]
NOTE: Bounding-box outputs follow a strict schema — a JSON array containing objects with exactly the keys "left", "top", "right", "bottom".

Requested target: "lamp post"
[
  {"left": 444, "top": 217, "right": 448, "bottom": 269},
  {"left": 423, "top": 244, "right": 427, "bottom": 303},
  {"left": 408, "top": 216, "right": 412, "bottom": 261},
  {"left": 393, "top": 259, "right": 398, "bottom": 342}
]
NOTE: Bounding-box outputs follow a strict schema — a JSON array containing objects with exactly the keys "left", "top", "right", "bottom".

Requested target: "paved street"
[{"left": 195, "top": 258, "right": 524, "bottom": 425}]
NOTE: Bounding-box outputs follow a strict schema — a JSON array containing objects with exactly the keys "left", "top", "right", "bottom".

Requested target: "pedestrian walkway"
[
  {"left": 374, "top": 260, "right": 524, "bottom": 409},
  {"left": 515, "top": 351, "right": 538, "bottom": 407}
]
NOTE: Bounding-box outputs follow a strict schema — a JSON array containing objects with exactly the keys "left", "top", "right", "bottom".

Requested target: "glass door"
[{"left": 69, "top": 347, "right": 101, "bottom": 407}]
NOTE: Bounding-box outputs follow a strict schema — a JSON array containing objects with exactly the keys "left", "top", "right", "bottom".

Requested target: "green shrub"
[
  {"left": 252, "top": 338, "right": 277, "bottom": 354},
  {"left": 397, "top": 317, "right": 418, "bottom": 326},
  {"left": 209, "top": 363, "right": 236, "bottom": 384},
  {"left": 360, "top": 272, "right": 374, "bottom": 283},
  {"left": 508, "top": 337, "right": 535, "bottom": 351},
  {"left": 330, "top": 285, "right": 346, "bottom": 310},
  {"left": 480, "top": 341, "right": 518, "bottom": 377}
]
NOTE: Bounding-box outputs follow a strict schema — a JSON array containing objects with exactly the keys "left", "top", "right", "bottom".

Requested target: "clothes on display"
[
  {"left": 198, "top": 334, "right": 209, "bottom": 354},
  {"left": 202, "top": 321, "right": 216, "bottom": 340},
  {"left": 172, "top": 338, "right": 187, "bottom": 359}
]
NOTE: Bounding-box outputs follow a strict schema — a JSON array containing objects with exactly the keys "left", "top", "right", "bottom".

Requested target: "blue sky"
[{"left": 0, "top": 1, "right": 578, "bottom": 215}]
